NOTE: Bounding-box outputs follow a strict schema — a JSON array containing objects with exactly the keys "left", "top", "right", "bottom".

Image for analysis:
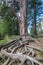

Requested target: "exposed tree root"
[
  {"left": 1, "top": 49, "right": 43, "bottom": 65},
  {"left": 0, "top": 37, "right": 20, "bottom": 50},
  {"left": 8, "top": 60, "right": 15, "bottom": 65},
  {"left": 29, "top": 36, "right": 43, "bottom": 48},
  {"left": 0, "top": 36, "right": 43, "bottom": 65}
]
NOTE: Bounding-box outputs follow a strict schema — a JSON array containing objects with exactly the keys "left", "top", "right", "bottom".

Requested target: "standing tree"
[
  {"left": 0, "top": 0, "right": 19, "bottom": 36},
  {"left": 27, "top": 0, "right": 42, "bottom": 37},
  {"left": 13, "top": 0, "right": 28, "bottom": 39}
]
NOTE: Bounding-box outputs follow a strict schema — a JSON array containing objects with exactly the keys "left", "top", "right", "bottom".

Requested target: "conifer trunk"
[
  {"left": 13, "top": 0, "right": 28, "bottom": 39},
  {"left": 19, "top": 0, "right": 28, "bottom": 39},
  {"left": 33, "top": 4, "right": 37, "bottom": 37}
]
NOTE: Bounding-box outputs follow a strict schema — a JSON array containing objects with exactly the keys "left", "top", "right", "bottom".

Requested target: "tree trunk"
[
  {"left": 33, "top": 5, "right": 37, "bottom": 37},
  {"left": 19, "top": 0, "right": 28, "bottom": 39},
  {"left": 12, "top": 0, "right": 28, "bottom": 39}
]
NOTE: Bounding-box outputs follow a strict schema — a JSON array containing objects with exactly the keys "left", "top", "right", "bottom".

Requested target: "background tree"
[
  {"left": 0, "top": 0, "right": 19, "bottom": 38},
  {"left": 27, "top": 0, "right": 42, "bottom": 37}
]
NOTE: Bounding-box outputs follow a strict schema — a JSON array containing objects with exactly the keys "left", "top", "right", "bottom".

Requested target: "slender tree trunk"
[{"left": 34, "top": 5, "right": 37, "bottom": 37}]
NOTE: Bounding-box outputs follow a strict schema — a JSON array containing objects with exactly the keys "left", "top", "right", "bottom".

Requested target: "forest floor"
[
  {"left": 0, "top": 36, "right": 43, "bottom": 65},
  {"left": 29, "top": 38, "right": 43, "bottom": 57}
]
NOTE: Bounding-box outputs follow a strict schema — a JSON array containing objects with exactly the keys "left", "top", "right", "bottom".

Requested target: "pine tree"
[{"left": 27, "top": 0, "right": 42, "bottom": 37}]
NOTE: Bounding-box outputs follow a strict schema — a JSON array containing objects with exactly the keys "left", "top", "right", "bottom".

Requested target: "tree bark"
[
  {"left": 33, "top": 4, "right": 37, "bottom": 37},
  {"left": 19, "top": 0, "right": 28, "bottom": 39},
  {"left": 13, "top": 0, "right": 28, "bottom": 39}
]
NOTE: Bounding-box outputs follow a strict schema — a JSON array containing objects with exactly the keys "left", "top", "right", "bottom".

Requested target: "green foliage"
[
  {"left": 0, "top": 1, "right": 7, "bottom": 15},
  {"left": 0, "top": 36, "right": 10, "bottom": 44},
  {"left": 37, "top": 22, "right": 43, "bottom": 34},
  {"left": 30, "top": 27, "right": 34, "bottom": 35},
  {"left": 0, "top": 19, "right": 8, "bottom": 36},
  {"left": 0, "top": 1, "right": 19, "bottom": 37}
]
